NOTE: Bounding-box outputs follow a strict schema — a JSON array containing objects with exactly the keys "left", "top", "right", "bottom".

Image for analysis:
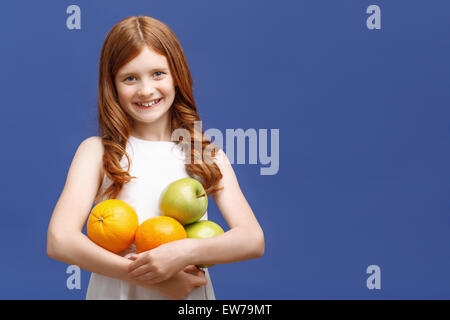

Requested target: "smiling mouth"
[{"left": 134, "top": 98, "right": 162, "bottom": 109}]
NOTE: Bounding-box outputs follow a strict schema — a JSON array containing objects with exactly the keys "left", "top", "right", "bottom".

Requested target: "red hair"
[{"left": 96, "top": 16, "right": 223, "bottom": 201}]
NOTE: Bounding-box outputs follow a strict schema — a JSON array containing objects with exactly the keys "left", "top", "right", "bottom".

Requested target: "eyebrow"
[{"left": 118, "top": 67, "right": 169, "bottom": 77}]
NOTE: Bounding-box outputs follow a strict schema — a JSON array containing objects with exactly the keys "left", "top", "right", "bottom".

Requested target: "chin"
[
  {"left": 135, "top": 112, "right": 170, "bottom": 124},
  {"left": 135, "top": 115, "right": 163, "bottom": 124}
]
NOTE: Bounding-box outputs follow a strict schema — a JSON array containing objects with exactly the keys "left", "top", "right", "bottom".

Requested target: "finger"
[
  {"left": 184, "top": 265, "right": 201, "bottom": 274},
  {"left": 186, "top": 272, "right": 207, "bottom": 287},
  {"left": 135, "top": 272, "right": 159, "bottom": 283},
  {"left": 127, "top": 254, "right": 138, "bottom": 262},
  {"left": 128, "top": 255, "right": 147, "bottom": 272},
  {"left": 129, "top": 264, "right": 152, "bottom": 278},
  {"left": 145, "top": 275, "right": 166, "bottom": 285},
  {"left": 135, "top": 271, "right": 168, "bottom": 285},
  {"left": 187, "top": 268, "right": 205, "bottom": 279}
]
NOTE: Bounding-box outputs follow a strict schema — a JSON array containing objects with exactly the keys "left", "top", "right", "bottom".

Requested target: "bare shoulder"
[
  {"left": 213, "top": 147, "right": 231, "bottom": 169},
  {"left": 73, "top": 135, "right": 104, "bottom": 185},
  {"left": 48, "top": 136, "right": 105, "bottom": 234},
  {"left": 211, "top": 147, "right": 260, "bottom": 229},
  {"left": 211, "top": 147, "right": 238, "bottom": 197},
  {"left": 78, "top": 136, "right": 104, "bottom": 156}
]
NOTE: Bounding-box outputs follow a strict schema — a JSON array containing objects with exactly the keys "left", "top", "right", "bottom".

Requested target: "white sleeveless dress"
[{"left": 86, "top": 135, "right": 216, "bottom": 300}]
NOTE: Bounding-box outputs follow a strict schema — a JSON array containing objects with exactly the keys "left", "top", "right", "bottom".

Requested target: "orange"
[
  {"left": 135, "top": 216, "right": 187, "bottom": 253},
  {"left": 87, "top": 199, "right": 139, "bottom": 253}
]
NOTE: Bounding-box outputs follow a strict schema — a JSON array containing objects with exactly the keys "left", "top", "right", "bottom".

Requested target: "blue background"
[{"left": 1, "top": 0, "right": 449, "bottom": 299}]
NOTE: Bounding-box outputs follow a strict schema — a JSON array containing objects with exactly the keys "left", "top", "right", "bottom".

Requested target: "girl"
[{"left": 47, "top": 16, "right": 264, "bottom": 300}]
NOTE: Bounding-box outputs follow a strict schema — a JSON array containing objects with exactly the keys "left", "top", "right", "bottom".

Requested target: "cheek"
[
  {"left": 117, "top": 86, "right": 134, "bottom": 102},
  {"left": 161, "top": 83, "right": 176, "bottom": 98}
]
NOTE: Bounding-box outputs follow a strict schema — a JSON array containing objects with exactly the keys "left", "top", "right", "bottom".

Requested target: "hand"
[
  {"left": 127, "top": 239, "right": 192, "bottom": 284},
  {"left": 132, "top": 265, "right": 207, "bottom": 300},
  {"left": 157, "top": 265, "right": 207, "bottom": 300}
]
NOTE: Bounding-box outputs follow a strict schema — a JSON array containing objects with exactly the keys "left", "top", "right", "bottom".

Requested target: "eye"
[
  {"left": 123, "top": 72, "right": 164, "bottom": 82},
  {"left": 124, "top": 75, "right": 136, "bottom": 82}
]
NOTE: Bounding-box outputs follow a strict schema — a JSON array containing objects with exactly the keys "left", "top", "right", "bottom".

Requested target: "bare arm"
[{"left": 47, "top": 136, "right": 132, "bottom": 280}]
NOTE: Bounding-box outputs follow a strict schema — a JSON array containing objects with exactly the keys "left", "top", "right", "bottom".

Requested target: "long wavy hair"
[{"left": 96, "top": 16, "right": 223, "bottom": 201}]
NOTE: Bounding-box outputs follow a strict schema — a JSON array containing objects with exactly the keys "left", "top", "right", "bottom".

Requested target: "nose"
[{"left": 137, "top": 79, "right": 156, "bottom": 98}]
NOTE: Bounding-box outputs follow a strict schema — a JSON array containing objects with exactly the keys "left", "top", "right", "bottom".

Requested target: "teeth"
[{"left": 137, "top": 99, "right": 160, "bottom": 107}]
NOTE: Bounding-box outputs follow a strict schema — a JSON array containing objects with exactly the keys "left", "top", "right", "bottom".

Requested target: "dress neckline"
[{"left": 129, "top": 135, "right": 177, "bottom": 144}]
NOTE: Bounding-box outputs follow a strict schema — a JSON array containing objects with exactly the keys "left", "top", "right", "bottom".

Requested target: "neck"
[{"left": 131, "top": 113, "right": 173, "bottom": 142}]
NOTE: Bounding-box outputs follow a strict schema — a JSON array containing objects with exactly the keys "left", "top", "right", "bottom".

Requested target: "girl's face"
[{"left": 114, "top": 46, "right": 176, "bottom": 134}]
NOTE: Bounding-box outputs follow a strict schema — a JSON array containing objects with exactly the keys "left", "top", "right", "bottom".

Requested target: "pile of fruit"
[{"left": 87, "top": 177, "right": 224, "bottom": 268}]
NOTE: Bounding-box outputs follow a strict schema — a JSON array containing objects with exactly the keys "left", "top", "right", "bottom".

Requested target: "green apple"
[
  {"left": 159, "top": 178, "right": 208, "bottom": 225},
  {"left": 185, "top": 220, "right": 225, "bottom": 268}
]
